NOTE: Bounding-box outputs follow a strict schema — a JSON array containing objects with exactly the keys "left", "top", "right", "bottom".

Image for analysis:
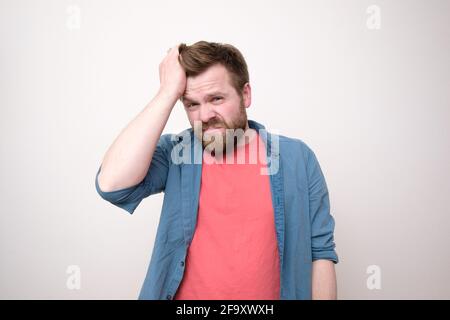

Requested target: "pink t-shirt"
[{"left": 174, "top": 132, "right": 280, "bottom": 300}]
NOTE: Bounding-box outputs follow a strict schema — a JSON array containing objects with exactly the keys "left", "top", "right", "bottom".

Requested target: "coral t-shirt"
[{"left": 174, "top": 132, "right": 280, "bottom": 300}]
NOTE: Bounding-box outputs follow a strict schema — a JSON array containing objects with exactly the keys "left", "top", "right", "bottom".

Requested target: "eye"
[
  {"left": 212, "top": 97, "right": 223, "bottom": 102},
  {"left": 187, "top": 103, "right": 199, "bottom": 108}
]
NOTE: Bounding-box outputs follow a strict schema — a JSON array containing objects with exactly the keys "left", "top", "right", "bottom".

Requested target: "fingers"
[
  {"left": 167, "top": 44, "right": 182, "bottom": 55},
  {"left": 165, "top": 44, "right": 183, "bottom": 65},
  {"left": 167, "top": 45, "right": 176, "bottom": 55}
]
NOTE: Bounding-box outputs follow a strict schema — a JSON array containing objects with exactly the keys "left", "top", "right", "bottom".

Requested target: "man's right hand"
[
  {"left": 97, "top": 44, "right": 187, "bottom": 192},
  {"left": 158, "top": 44, "right": 187, "bottom": 102}
]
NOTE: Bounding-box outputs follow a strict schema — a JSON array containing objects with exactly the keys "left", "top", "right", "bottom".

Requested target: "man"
[{"left": 95, "top": 41, "right": 339, "bottom": 300}]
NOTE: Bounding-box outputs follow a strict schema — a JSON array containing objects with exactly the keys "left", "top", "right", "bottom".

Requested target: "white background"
[{"left": 1, "top": 0, "right": 449, "bottom": 299}]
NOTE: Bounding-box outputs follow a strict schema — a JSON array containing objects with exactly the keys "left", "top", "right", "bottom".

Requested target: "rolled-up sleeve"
[
  {"left": 95, "top": 134, "right": 171, "bottom": 214},
  {"left": 306, "top": 147, "right": 339, "bottom": 263}
]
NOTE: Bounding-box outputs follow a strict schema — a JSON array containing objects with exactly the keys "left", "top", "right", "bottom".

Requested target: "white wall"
[{"left": 1, "top": 0, "right": 449, "bottom": 299}]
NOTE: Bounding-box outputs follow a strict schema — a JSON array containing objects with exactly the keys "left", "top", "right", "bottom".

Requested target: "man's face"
[{"left": 181, "top": 64, "right": 251, "bottom": 153}]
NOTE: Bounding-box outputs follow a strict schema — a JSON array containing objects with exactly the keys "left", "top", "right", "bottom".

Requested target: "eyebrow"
[{"left": 181, "top": 91, "right": 227, "bottom": 104}]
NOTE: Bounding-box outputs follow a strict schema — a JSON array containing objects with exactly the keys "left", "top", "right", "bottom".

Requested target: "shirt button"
[
  {"left": 166, "top": 294, "right": 172, "bottom": 300},
  {"left": 180, "top": 261, "right": 185, "bottom": 267}
]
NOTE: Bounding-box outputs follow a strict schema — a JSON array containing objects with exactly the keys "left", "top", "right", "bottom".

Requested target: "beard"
[{"left": 193, "top": 99, "right": 248, "bottom": 156}]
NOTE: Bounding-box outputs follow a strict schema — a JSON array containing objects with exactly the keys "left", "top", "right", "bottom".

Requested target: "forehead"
[{"left": 183, "top": 64, "right": 234, "bottom": 99}]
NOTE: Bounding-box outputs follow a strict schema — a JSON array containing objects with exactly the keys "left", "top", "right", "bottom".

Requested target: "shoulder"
[
  {"left": 272, "top": 133, "right": 325, "bottom": 184},
  {"left": 274, "top": 133, "right": 316, "bottom": 164}
]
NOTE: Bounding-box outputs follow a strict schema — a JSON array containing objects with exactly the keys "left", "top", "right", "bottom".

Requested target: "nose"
[{"left": 199, "top": 103, "right": 216, "bottom": 123}]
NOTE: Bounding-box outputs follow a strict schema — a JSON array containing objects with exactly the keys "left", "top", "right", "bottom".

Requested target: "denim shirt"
[{"left": 95, "top": 119, "right": 338, "bottom": 300}]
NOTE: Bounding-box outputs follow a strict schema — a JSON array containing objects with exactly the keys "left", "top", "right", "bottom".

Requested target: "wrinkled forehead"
[{"left": 183, "top": 64, "right": 234, "bottom": 100}]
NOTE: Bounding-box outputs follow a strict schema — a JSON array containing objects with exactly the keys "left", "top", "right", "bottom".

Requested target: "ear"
[{"left": 242, "top": 82, "right": 252, "bottom": 108}]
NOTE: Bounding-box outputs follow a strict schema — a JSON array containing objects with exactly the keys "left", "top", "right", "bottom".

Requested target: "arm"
[
  {"left": 306, "top": 145, "right": 339, "bottom": 299},
  {"left": 312, "top": 259, "right": 337, "bottom": 300},
  {"left": 98, "top": 45, "right": 186, "bottom": 192}
]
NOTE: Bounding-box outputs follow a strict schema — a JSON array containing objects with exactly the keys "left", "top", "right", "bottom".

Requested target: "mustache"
[{"left": 201, "top": 120, "right": 227, "bottom": 132}]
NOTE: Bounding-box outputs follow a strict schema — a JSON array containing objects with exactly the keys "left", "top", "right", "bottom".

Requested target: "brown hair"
[{"left": 178, "top": 41, "right": 249, "bottom": 97}]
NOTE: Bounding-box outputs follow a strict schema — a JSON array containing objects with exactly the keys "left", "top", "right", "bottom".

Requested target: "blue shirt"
[{"left": 95, "top": 119, "right": 339, "bottom": 300}]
